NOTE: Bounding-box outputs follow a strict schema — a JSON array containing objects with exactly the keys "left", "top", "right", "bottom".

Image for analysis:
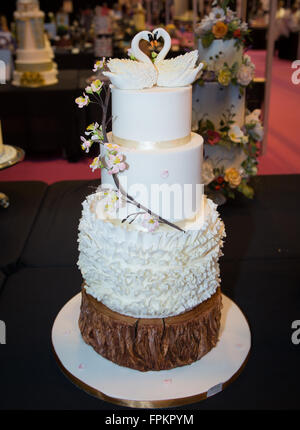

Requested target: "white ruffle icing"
[{"left": 77, "top": 193, "right": 225, "bottom": 318}]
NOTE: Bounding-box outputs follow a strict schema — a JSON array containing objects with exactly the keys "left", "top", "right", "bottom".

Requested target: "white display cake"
[
  {"left": 75, "top": 29, "right": 225, "bottom": 371},
  {"left": 12, "top": 0, "right": 58, "bottom": 87},
  {"left": 193, "top": 2, "right": 263, "bottom": 200}
]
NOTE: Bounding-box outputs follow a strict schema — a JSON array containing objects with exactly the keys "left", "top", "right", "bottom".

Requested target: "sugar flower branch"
[{"left": 75, "top": 59, "right": 185, "bottom": 233}]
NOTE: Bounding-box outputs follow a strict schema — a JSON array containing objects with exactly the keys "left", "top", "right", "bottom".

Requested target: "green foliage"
[
  {"left": 202, "top": 33, "right": 215, "bottom": 48},
  {"left": 237, "top": 181, "right": 254, "bottom": 199}
]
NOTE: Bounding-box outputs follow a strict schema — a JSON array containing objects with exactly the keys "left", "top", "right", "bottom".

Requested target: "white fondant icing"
[
  {"left": 192, "top": 82, "right": 245, "bottom": 129},
  {"left": 15, "top": 49, "right": 52, "bottom": 64},
  {"left": 78, "top": 193, "right": 225, "bottom": 318},
  {"left": 102, "top": 132, "right": 203, "bottom": 221},
  {"left": 14, "top": 9, "right": 44, "bottom": 19},
  {"left": 111, "top": 85, "right": 192, "bottom": 142},
  {"left": 197, "top": 39, "right": 242, "bottom": 72}
]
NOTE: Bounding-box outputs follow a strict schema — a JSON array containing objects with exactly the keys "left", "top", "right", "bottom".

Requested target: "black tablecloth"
[
  {"left": 248, "top": 27, "right": 267, "bottom": 50},
  {"left": 54, "top": 50, "right": 96, "bottom": 71},
  {"left": 0, "top": 270, "right": 5, "bottom": 292},
  {"left": 0, "top": 175, "right": 299, "bottom": 410},
  {"left": 277, "top": 32, "right": 300, "bottom": 61},
  {"left": 0, "top": 70, "right": 104, "bottom": 161},
  {"left": 0, "top": 181, "right": 48, "bottom": 273}
]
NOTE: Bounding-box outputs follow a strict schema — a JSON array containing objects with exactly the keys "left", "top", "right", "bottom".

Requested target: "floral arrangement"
[
  {"left": 198, "top": 54, "right": 255, "bottom": 92},
  {"left": 198, "top": 108, "right": 263, "bottom": 200},
  {"left": 195, "top": 1, "right": 250, "bottom": 49},
  {"left": 75, "top": 59, "right": 184, "bottom": 233}
]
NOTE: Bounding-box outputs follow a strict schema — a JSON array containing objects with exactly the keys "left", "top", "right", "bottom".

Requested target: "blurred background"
[{"left": 0, "top": 0, "right": 299, "bottom": 183}]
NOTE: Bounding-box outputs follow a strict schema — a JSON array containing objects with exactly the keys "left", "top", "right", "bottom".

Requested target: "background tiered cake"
[
  {"left": 76, "top": 29, "right": 225, "bottom": 371},
  {"left": 12, "top": 0, "right": 57, "bottom": 87},
  {"left": 193, "top": 4, "right": 263, "bottom": 201}
]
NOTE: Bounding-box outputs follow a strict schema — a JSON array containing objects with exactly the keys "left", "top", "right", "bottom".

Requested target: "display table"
[
  {"left": 277, "top": 32, "right": 300, "bottom": 61},
  {"left": 0, "top": 175, "right": 299, "bottom": 409},
  {"left": 54, "top": 49, "right": 96, "bottom": 70}
]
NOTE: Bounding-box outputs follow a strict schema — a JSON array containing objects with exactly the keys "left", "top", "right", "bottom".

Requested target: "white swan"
[
  {"left": 103, "top": 31, "right": 157, "bottom": 90},
  {"left": 152, "top": 28, "right": 203, "bottom": 87}
]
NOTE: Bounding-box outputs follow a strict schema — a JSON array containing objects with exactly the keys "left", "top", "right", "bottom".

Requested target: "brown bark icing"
[{"left": 79, "top": 286, "right": 222, "bottom": 371}]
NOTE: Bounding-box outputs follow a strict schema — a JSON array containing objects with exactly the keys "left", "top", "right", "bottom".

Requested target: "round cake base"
[
  {"left": 0, "top": 146, "right": 25, "bottom": 170},
  {"left": 51, "top": 292, "right": 251, "bottom": 408},
  {"left": 79, "top": 287, "right": 222, "bottom": 371}
]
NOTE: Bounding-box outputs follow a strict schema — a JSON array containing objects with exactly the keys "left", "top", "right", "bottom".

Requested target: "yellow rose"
[
  {"left": 224, "top": 168, "right": 242, "bottom": 188},
  {"left": 218, "top": 68, "right": 231, "bottom": 86},
  {"left": 212, "top": 21, "right": 228, "bottom": 39}
]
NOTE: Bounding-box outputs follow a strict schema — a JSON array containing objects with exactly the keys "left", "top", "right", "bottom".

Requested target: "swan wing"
[
  {"left": 169, "top": 63, "right": 203, "bottom": 87},
  {"left": 156, "top": 51, "right": 203, "bottom": 87},
  {"left": 103, "top": 59, "right": 157, "bottom": 90},
  {"left": 168, "top": 50, "right": 199, "bottom": 69},
  {"left": 156, "top": 50, "right": 199, "bottom": 73}
]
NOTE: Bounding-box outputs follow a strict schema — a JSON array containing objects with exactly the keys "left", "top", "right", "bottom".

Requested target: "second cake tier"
[{"left": 102, "top": 132, "right": 203, "bottom": 222}]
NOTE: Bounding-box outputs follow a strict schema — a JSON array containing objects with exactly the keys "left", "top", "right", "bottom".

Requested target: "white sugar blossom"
[
  {"left": 209, "top": 7, "right": 225, "bottom": 21},
  {"left": 250, "top": 122, "right": 264, "bottom": 141},
  {"left": 245, "top": 109, "right": 261, "bottom": 124},
  {"left": 196, "top": 6, "right": 226, "bottom": 35},
  {"left": 127, "top": 48, "right": 135, "bottom": 58},
  {"left": 92, "top": 58, "right": 105, "bottom": 72},
  {"left": 92, "top": 189, "right": 125, "bottom": 220},
  {"left": 75, "top": 94, "right": 89, "bottom": 108},
  {"left": 140, "top": 213, "right": 160, "bottom": 233},
  {"left": 229, "top": 124, "right": 248, "bottom": 144},
  {"left": 240, "top": 22, "right": 248, "bottom": 32},
  {"left": 89, "top": 156, "right": 102, "bottom": 172},
  {"left": 226, "top": 8, "right": 236, "bottom": 20},
  {"left": 85, "top": 122, "right": 100, "bottom": 135},
  {"left": 196, "top": 16, "right": 215, "bottom": 35},
  {"left": 243, "top": 54, "right": 255, "bottom": 68},
  {"left": 237, "top": 64, "right": 255, "bottom": 86},
  {"left": 80, "top": 136, "right": 92, "bottom": 153},
  {"left": 245, "top": 110, "right": 264, "bottom": 140}
]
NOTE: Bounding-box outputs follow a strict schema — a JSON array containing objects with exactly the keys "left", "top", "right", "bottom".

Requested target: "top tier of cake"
[
  {"left": 111, "top": 85, "right": 192, "bottom": 146},
  {"left": 195, "top": 5, "right": 248, "bottom": 73},
  {"left": 197, "top": 39, "right": 242, "bottom": 72},
  {"left": 15, "top": 0, "right": 44, "bottom": 19}
]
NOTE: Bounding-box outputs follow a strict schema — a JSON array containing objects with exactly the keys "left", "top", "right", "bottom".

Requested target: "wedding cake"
[
  {"left": 76, "top": 30, "right": 225, "bottom": 371},
  {"left": 12, "top": 0, "right": 58, "bottom": 87},
  {"left": 193, "top": 3, "right": 263, "bottom": 200}
]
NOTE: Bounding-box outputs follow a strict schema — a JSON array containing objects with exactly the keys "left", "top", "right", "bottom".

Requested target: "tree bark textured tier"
[{"left": 79, "top": 286, "right": 222, "bottom": 372}]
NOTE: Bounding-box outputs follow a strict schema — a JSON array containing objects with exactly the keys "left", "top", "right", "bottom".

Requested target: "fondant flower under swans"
[
  {"left": 152, "top": 28, "right": 203, "bottom": 87},
  {"left": 103, "top": 31, "right": 157, "bottom": 90}
]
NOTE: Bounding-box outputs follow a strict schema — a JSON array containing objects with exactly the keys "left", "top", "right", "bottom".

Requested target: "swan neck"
[
  {"left": 131, "top": 34, "right": 152, "bottom": 64},
  {"left": 155, "top": 30, "right": 171, "bottom": 63}
]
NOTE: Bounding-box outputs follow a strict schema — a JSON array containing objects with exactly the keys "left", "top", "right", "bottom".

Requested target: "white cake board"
[
  {"left": 0, "top": 145, "right": 24, "bottom": 170},
  {"left": 52, "top": 293, "right": 251, "bottom": 408}
]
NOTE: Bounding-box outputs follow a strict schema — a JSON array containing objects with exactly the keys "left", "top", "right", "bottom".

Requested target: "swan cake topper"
[{"left": 103, "top": 28, "right": 203, "bottom": 90}]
